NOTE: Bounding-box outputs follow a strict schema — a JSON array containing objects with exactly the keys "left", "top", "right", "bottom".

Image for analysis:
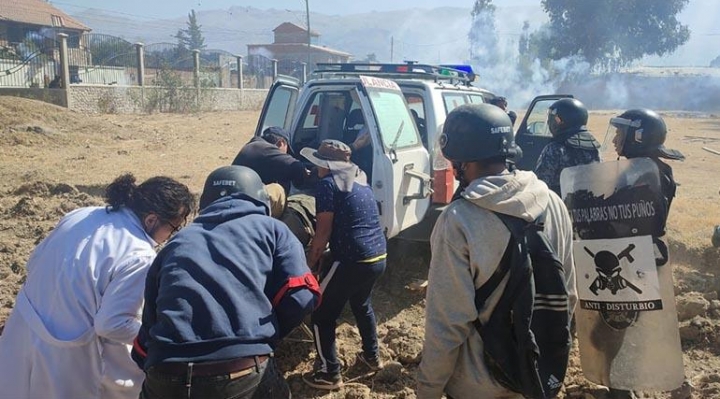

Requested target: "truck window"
[
  {"left": 404, "top": 93, "right": 428, "bottom": 148},
  {"left": 524, "top": 100, "right": 553, "bottom": 137},
  {"left": 468, "top": 94, "right": 485, "bottom": 104},
  {"left": 367, "top": 89, "right": 420, "bottom": 150},
  {"left": 442, "top": 93, "right": 466, "bottom": 114},
  {"left": 261, "top": 86, "right": 295, "bottom": 132}
]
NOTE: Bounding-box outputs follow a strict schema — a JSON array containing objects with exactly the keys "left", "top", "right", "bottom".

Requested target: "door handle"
[{"left": 403, "top": 165, "right": 433, "bottom": 205}]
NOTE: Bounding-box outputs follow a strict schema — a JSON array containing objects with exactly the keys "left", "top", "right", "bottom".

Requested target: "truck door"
[
  {"left": 359, "top": 76, "right": 432, "bottom": 239},
  {"left": 514, "top": 94, "right": 574, "bottom": 170},
  {"left": 254, "top": 76, "right": 300, "bottom": 137}
]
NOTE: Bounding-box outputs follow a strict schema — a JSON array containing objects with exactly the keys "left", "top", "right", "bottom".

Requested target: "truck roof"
[{"left": 311, "top": 61, "right": 478, "bottom": 87}]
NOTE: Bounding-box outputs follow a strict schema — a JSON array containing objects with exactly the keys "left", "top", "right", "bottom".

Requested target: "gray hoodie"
[{"left": 417, "top": 170, "right": 577, "bottom": 399}]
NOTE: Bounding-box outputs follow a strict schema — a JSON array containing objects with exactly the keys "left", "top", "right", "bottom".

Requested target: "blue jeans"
[
  {"left": 311, "top": 259, "right": 386, "bottom": 374},
  {"left": 139, "top": 357, "right": 290, "bottom": 399}
]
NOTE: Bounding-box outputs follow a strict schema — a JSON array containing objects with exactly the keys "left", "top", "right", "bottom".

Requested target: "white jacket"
[
  {"left": 417, "top": 170, "right": 577, "bottom": 399},
  {"left": 0, "top": 207, "right": 156, "bottom": 399}
]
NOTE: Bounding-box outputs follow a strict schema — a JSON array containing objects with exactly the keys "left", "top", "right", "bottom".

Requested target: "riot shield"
[{"left": 560, "top": 158, "right": 683, "bottom": 391}]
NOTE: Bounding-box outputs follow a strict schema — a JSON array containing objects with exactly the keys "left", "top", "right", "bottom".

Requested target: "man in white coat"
[
  {"left": 0, "top": 173, "right": 194, "bottom": 399},
  {"left": 417, "top": 104, "right": 577, "bottom": 399}
]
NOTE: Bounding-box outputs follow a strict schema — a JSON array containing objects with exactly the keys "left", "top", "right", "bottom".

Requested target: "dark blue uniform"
[{"left": 535, "top": 127, "right": 601, "bottom": 195}]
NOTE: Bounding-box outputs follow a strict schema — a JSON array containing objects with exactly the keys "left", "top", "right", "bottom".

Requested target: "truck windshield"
[{"left": 366, "top": 89, "right": 420, "bottom": 150}]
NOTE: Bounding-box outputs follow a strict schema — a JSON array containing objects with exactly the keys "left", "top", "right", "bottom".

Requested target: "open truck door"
[
  {"left": 254, "top": 76, "right": 300, "bottom": 137},
  {"left": 359, "top": 76, "right": 432, "bottom": 238},
  {"left": 514, "top": 94, "right": 574, "bottom": 170}
]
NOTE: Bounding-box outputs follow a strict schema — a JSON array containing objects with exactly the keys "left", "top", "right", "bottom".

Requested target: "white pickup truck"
[{"left": 253, "top": 62, "right": 570, "bottom": 241}]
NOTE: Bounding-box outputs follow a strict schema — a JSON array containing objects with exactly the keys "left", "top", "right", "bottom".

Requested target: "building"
[
  {"left": 247, "top": 22, "right": 351, "bottom": 77},
  {"left": 0, "top": 0, "right": 91, "bottom": 86}
]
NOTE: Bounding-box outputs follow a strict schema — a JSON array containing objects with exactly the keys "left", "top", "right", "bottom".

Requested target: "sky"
[
  {"left": 50, "top": 0, "right": 720, "bottom": 67},
  {"left": 50, "top": 0, "right": 534, "bottom": 18}
]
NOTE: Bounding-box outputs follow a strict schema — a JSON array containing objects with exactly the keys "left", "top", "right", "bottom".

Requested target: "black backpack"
[{"left": 473, "top": 211, "right": 571, "bottom": 399}]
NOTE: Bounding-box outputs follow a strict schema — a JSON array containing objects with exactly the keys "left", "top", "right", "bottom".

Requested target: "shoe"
[
  {"left": 302, "top": 370, "right": 343, "bottom": 390},
  {"left": 356, "top": 351, "right": 383, "bottom": 371},
  {"left": 608, "top": 389, "right": 638, "bottom": 399}
]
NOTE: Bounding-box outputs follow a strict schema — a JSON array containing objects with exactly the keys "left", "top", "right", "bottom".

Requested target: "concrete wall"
[
  {"left": 67, "top": 85, "right": 268, "bottom": 114},
  {"left": 0, "top": 87, "right": 66, "bottom": 107}
]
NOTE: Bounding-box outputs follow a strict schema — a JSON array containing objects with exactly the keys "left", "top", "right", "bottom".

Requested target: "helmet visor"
[{"left": 604, "top": 116, "right": 641, "bottom": 156}]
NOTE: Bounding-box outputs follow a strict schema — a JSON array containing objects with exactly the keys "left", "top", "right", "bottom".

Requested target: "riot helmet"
[
  {"left": 198, "top": 165, "right": 271, "bottom": 214},
  {"left": 439, "top": 103, "right": 520, "bottom": 163},
  {"left": 608, "top": 109, "right": 685, "bottom": 160},
  {"left": 547, "top": 98, "right": 588, "bottom": 135}
]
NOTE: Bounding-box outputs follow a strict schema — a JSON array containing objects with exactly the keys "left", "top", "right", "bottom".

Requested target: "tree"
[
  {"left": 468, "top": 0, "right": 499, "bottom": 67},
  {"left": 535, "top": 0, "right": 690, "bottom": 72},
  {"left": 175, "top": 9, "right": 206, "bottom": 51}
]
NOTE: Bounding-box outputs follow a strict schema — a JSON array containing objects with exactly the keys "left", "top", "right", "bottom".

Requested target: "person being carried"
[
  {"left": 417, "top": 104, "right": 576, "bottom": 399},
  {"left": 0, "top": 173, "right": 195, "bottom": 399},
  {"left": 132, "top": 165, "right": 320, "bottom": 399},
  {"left": 534, "top": 98, "right": 601, "bottom": 195},
  {"left": 233, "top": 126, "right": 310, "bottom": 194},
  {"left": 300, "top": 139, "right": 387, "bottom": 390}
]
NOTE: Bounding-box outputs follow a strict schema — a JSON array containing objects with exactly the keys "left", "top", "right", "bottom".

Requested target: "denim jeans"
[
  {"left": 311, "top": 259, "right": 386, "bottom": 374},
  {"left": 139, "top": 357, "right": 290, "bottom": 399}
]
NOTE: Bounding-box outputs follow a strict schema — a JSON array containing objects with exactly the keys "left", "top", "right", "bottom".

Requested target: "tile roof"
[
  {"left": 0, "top": 0, "right": 90, "bottom": 31},
  {"left": 273, "top": 22, "right": 319, "bottom": 37}
]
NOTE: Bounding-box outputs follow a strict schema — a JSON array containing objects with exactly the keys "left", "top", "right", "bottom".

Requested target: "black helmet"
[
  {"left": 439, "top": 103, "right": 519, "bottom": 162},
  {"left": 547, "top": 98, "right": 588, "bottom": 135},
  {"left": 609, "top": 109, "right": 684, "bottom": 160},
  {"left": 198, "top": 165, "right": 271, "bottom": 213}
]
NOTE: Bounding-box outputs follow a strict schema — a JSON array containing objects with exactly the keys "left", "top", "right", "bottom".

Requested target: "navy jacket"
[
  {"left": 232, "top": 137, "right": 307, "bottom": 193},
  {"left": 132, "top": 194, "right": 319, "bottom": 369}
]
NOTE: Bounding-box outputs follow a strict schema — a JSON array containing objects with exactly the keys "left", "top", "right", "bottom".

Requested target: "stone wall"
[{"left": 67, "top": 85, "right": 269, "bottom": 114}]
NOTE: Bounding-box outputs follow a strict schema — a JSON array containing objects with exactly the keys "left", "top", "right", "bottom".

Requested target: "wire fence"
[{"left": 1, "top": 32, "right": 297, "bottom": 89}]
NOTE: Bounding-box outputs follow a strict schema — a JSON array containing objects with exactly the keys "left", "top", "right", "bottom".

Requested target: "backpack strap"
[
  {"left": 473, "top": 211, "right": 545, "bottom": 319},
  {"left": 473, "top": 212, "right": 530, "bottom": 316}
]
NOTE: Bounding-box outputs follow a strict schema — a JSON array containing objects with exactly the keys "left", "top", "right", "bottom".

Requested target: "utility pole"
[
  {"left": 305, "top": 0, "right": 311, "bottom": 70},
  {"left": 390, "top": 36, "right": 394, "bottom": 63}
]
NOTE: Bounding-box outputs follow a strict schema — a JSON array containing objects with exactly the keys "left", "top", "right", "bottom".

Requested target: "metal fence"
[
  {"left": 79, "top": 33, "right": 138, "bottom": 85},
  {"left": 0, "top": 33, "right": 60, "bottom": 88},
  {"left": 1, "top": 32, "right": 294, "bottom": 89}
]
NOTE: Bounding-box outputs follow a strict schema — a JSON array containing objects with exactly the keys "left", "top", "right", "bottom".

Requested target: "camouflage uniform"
[{"left": 534, "top": 127, "right": 600, "bottom": 195}]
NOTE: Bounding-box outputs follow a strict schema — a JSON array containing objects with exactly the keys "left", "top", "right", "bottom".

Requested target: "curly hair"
[{"left": 105, "top": 173, "right": 196, "bottom": 223}]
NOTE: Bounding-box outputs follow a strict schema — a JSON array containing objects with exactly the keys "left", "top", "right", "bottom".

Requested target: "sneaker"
[
  {"left": 302, "top": 370, "right": 343, "bottom": 390},
  {"left": 356, "top": 352, "right": 383, "bottom": 371}
]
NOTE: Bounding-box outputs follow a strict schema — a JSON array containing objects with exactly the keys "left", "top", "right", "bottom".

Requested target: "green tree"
[
  {"left": 468, "top": 0, "right": 499, "bottom": 67},
  {"left": 175, "top": 9, "right": 206, "bottom": 51},
  {"left": 535, "top": 0, "right": 690, "bottom": 72}
]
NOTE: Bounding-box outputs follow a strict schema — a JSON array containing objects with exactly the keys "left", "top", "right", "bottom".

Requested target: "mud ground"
[{"left": 1, "top": 96, "right": 719, "bottom": 398}]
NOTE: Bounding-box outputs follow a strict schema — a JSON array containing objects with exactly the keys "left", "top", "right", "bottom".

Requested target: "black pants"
[{"left": 139, "top": 357, "right": 290, "bottom": 399}]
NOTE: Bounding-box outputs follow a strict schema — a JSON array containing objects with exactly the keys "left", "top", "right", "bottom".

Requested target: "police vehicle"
[{"left": 253, "top": 61, "right": 569, "bottom": 240}]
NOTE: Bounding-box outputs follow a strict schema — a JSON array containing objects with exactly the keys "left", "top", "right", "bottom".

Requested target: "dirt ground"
[{"left": 1, "top": 96, "right": 720, "bottom": 398}]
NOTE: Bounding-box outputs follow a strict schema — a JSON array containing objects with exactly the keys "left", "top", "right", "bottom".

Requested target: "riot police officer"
[
  {"left": 535, "top": 98, "right": 601, "bottom": 195},
  {"left": 609, "top": 108, "right": 684, "bottom": 230},
  {"left": 604, "top": 108, "right": 685, "bottom": 399}
]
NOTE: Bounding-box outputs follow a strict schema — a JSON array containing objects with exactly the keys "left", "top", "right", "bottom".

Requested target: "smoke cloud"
[{"left": 465, "top": 3, "right": 720, "bottom": 112}]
